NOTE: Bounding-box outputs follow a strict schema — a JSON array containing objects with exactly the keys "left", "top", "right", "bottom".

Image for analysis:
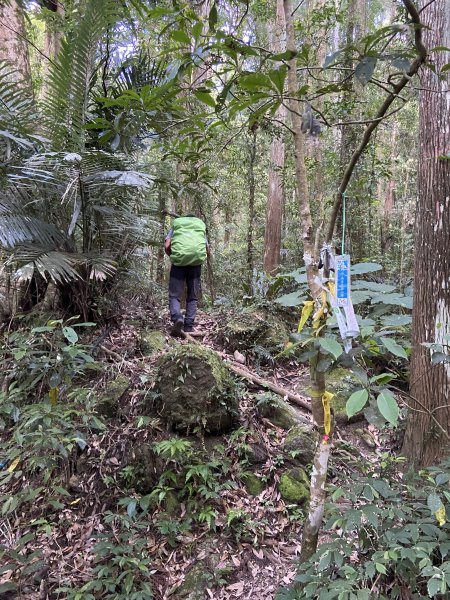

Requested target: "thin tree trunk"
[
  {"left": 247, "top": 131, "right": 257, "bottom": 289},
  {"left": 263, "top": 0, "right": 286, "bottom": 275},
  {"left": 402, "top": 0, "right": 450, "bottom": 466},
  {"left": 283, "top": 0, "right": 329, "bottom": 565},
  {"left": 156, "top": 189, "right": 166, "bottom": 285}
]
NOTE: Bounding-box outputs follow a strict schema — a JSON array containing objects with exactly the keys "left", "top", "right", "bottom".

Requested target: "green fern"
[{"left": 43, "top": 0, "right": 123, "bottom": 150}]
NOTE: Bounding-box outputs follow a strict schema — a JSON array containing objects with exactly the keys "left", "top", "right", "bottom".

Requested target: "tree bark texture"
[
  {"left": 41, "top": 0, "right": 65, "bottom": 96},
  {"left": 0, "top": 0, "right": 32, "bottom": 84},
  {"left": 263, "top": 0, "right": 286, "bottom": 275},
  {"left": 402, "top": 0, "right": 450, "bottom": 466},
  {"left": 247, "top": 131, "right": 257, "bottom": 288}
]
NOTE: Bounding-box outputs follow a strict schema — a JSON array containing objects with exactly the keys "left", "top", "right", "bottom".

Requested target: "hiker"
[{"left": 164, "top": 214, "right": 209, "bottom": 335}]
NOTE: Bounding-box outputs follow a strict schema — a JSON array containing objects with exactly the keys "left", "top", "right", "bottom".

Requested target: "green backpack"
[{"left": 170, "top": 216, "right": 207, "bottom": 267}]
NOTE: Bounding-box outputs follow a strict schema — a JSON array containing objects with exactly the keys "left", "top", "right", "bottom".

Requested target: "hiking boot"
[{"left": 171, "top": 318, "right": 184, "bottom": 336}]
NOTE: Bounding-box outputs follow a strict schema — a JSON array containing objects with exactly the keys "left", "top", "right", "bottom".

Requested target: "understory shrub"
[{"left": 278, "top": 457, "right": 450, "bottom": 600}]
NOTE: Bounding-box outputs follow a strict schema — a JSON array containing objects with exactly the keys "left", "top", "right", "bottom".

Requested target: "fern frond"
[{"left": 43, "top": 0, "right": 123, "bottom": 150}]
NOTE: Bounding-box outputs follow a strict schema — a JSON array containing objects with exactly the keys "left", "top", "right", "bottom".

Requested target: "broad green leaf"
[
  {"left": 239, "top": 72, "right": 273, "bottom": 90},
  {"left": 193, "top": 90, "right": 216, "bottom": 108},
  {"left": 62, "top": 326, "right": 78, "bottom": 344},
  {"left": 275, "top": 291, "right": 304, "bottom": 307},
  {"left": 269, "top": 50, "right": 297, "bottom": 61},
  {"left": 319, "top": 337, "right": 343, "bottom": 360},
  {"left": 381, "top": 337, "right": 408, "bottom": 359},
  {"left": 346, "top": 389, "right": 368, "bottom": 418},
  {"left": 192, "top": 21, "right": 203, "bottom": 41},
  {"left": 370, "top": 373, "right": 397, "bottom": 384},
  {"left": 350, "top": 262, "right": 383, "bottom": 274},
  {"left": 371, "top": 293, "right": 413, "bottom": 309},
  {"left": 427, "top": 492, "right": 443, "bottom": 514},
  {"left": 431, "top": 352, "right": 450, "bottom": 365},
  {"left": 427, "top": 577, "right": 442, "bottom": 598},
  {"left": 377, "top": 390, "right": 399, "bottom": 425},
  {"left": 127, "top": 499, "right": 137, "bottom": 518},
  {"left": 323, "top": 49, "right": 343, "bottom": 68},
  {"left": 31, "top": 326, "right": 54, "bottom": 332},
  {"left": 353, "top": 280, "right": 396, "bottom": 292},
  {"left": 268, "top": 66, "right": 287, "bottom": 94},
  {"left": 208, "top": 3, "right": 218, "bottom": 31},
  {"left": 381, "top": 315, "right": 412, "bottom": 326},
  {"left": 171, "top": 30, "right": 191, "bottom": 45},
  {"left": 390, "top": 56, "right": 410, "bottom": 71},
  {"left": 355, "top": 56, "right": 377, "bottom": 85}
]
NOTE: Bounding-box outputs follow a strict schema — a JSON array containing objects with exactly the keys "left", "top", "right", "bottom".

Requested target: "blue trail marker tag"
[{"left": 335, "top": 254, "right": 350, "bottom": 307}]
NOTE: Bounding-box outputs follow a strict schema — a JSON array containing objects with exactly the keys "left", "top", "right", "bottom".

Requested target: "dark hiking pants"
[{"left": 169, "top": 264, "right": 201, "bottom": 328}]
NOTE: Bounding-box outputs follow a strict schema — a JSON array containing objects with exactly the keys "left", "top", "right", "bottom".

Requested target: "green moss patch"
[{"left": 279, "top": 468, "right": 310, "bottom": 504}]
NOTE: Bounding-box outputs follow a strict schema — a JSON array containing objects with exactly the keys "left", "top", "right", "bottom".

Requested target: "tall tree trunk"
[
  {"left": 156, "top": 189, "right": 166, "bottom": 285},
  {"left": 283, "top": 0, "right": 329, "bottom": 566},
  {"left": 0, "top": 0, "right": 32, "bottom": 84},
  {"left": 263, "top": 0, "right": 286, "bottom": 275},
  {"left": 402, "top": 0, "right": 450, "bottom": 467},
  {"left": 41, "top": 1, "right": 65, "bottom": 98},
  {"left": 247, "top": 131, "right": 257, "bottom": 289}
]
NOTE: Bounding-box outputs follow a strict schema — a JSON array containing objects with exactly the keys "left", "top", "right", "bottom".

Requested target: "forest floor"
[{"left": 0, "top": 300, "right": 389, "bottom": 600}]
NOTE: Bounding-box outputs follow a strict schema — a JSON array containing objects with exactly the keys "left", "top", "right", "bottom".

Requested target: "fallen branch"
[
  {"left": 227, "top": 362, "right": 311, "bottom": 412},
  {"left": 181, "top": 331, "right": 312, "bottom": 413}
]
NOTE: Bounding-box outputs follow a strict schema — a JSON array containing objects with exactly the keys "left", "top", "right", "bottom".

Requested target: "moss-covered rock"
[
  {"left": 256, "top": 393, "right": 306, "bottom": 430},
  {"left": 141, "top": 329, "right": 166, "bottom": 355},
  {"left": 218, "top": 307, "right": 289, "bottom": 355},
  {"left": 279, "top": 468, "right": 310, "bottom": 504},
  {"left": 242, "top": 472, "right": 265, "bottom": 496},
  {"left": 176, "top": 563, "right": 211, "bottom": 599},
  {"left": 282, "top": 425, "right": 316, "bottom": 467},
  {"left": 121, "top": 443, "right": 166, "bottom": 494},
  {"left": 163, "top": 489, "right": 179, "bottom": 514},
  {"left": 153, "top": 343, "right": 239, "bottom": 434},
  {"left": 175, "top": 539, "right": 230, "bottom": 599},
  {"left": 97, "top": 375, "right": 130, "bottom": 418}
]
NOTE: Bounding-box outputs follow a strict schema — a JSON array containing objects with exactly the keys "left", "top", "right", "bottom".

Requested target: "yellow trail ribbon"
[
  {"left": 297, "top": 301, "right": 314, "bottom": 333},
  {"left": 312, "top": 291, "right": 328, "bottom": 330},
  {"left": 7, "top": 457, "right": 20, "bottom": 473},
  {"left": 435, "top": 505, "right": 446, "bottom": 527},
  {"left": 322, "top": 391, "right": 334, "bottom": 437},
  {"left": 49, "top": 387, "right": 59, "bottom": 405}
]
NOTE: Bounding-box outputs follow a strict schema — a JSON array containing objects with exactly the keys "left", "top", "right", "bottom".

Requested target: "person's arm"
[{"left": 164, "top": 229, "right": 173, "bottom": 255}]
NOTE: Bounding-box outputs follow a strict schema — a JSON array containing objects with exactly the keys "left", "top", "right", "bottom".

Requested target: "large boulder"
[
  {"left": 97, "top": 375, "right": 130, "bottom": 418},
  {"left": 282, "top": 425, "right": 317, "bottom": 467},
  {"left": 154, "top": 343, "right": 239, "bottom": 434},
  {"left": 217, "top": 307, "right": 289, "bottom": 355},
  {"left": 256, "top": 393, "right": 310, "bottom": 429}
]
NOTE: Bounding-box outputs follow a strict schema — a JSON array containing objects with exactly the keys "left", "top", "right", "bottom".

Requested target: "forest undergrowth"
[{"left": 0, "top": 295, "right": 401, "bottom": 600}]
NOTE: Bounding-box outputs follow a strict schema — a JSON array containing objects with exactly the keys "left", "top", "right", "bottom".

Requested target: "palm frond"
[
  {"left": 12, "top": 245, "right": 82, "bottom": 283},
  {"left": 0, "top": 189, "right": 65, "bottom": 248},
  {"left": 0, "top": 61, "right": 43, "bottom": 162},
  {"left": 12, "top": 245, "right": 117, "bottom": 284},
  {"left": 113, "top": 51, "right": 168, "bottom": 96},
  {"left": 43, "top": 0, "right": 123, "bottom": 150}
]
